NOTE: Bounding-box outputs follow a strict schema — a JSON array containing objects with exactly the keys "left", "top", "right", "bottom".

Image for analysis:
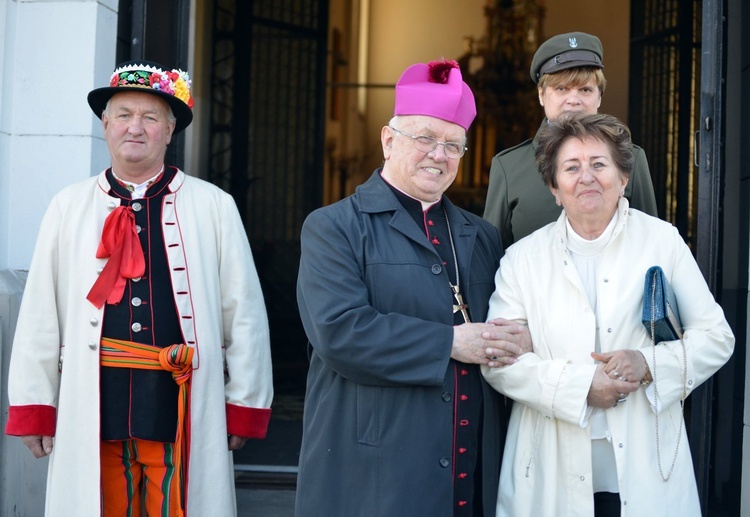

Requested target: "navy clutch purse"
[{"left": 642, "top": 266, "right": 683, "bottom": 343}]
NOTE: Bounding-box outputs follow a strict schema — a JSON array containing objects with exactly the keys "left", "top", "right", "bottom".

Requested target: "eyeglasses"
[{"left": 388, "top": 126, "right": 467, "bottom": 159}]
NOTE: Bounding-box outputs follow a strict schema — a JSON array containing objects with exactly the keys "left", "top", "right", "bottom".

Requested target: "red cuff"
[
  {"left": 5, "top": 405, "right": 57, "bottom": 437},
  {"left": 226, "top": 404, "right": 271, "bottom": 438}
]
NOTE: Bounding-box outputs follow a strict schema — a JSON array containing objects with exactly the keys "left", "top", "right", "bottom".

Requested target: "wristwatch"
[{"left": 641, "top": 364, "right": 653, "bottom": 386}]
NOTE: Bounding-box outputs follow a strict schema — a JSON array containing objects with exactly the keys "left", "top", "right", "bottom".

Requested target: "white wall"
[
  {"left": 0, "top": 0, "right": 119, "bottom": 514},
  {"left": 0, "top": 0, "right": 117, "bottom": 272}
]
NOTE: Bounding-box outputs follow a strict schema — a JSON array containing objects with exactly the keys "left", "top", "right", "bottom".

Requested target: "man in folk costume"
[
  {"left": 5, "top": 60, "right": 274, "bottom": 516},
  {"left": 295, "top": 60, "right": 532, "bottom": 516}
]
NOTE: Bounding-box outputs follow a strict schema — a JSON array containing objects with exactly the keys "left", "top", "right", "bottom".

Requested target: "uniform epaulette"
[{"left": 495, "top": 138, "right": 534, "bottom": 159}]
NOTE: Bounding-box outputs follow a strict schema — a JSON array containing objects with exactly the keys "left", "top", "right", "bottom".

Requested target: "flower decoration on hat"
[
  {"left": 88, "top": 60, "right": 195, "bottom": 133},
  {"left": 109, "top": 64, "right": 194, "bottom": 109}
]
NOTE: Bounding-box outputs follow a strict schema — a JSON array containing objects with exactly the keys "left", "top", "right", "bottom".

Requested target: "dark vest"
[{"left": 100, "top": 167, "right": 183, "bottom": 442}]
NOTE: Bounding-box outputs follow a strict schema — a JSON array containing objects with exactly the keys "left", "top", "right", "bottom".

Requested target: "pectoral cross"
[{"left": 451, "top": 283, "right": 470, "bottom": 323}]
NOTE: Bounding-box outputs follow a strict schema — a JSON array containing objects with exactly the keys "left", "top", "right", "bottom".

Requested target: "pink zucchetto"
[{"left": 393, "top": 60, "right": 476, "bottom": 131}]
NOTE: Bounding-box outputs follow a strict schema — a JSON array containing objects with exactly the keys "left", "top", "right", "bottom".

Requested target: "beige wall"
[
  {"left": 356, "top": 0, "right": 632, "bottom": 179},
  {"left": 543, "top": 0, "right": 631, "bottom": 123},
  {"left": 362, "top": 0, "right": 487, "bottom": 178}
]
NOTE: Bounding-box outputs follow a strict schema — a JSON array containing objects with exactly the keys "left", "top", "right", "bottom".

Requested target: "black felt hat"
[
  {"left": 530, "top": 32, "right": 604, "bottom": 84},
  {"left": 87, "top": 60, "right": 194, "bottom": 133}
]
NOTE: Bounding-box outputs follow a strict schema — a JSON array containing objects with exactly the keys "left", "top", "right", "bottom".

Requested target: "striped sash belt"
[{"left": 101, "top": 337, "right": 194, "bottom": 516}]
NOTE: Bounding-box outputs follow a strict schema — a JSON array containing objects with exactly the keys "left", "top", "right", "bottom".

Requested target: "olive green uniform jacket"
[{"left": 483, "top": 119, "right": 658, "bottom": 248}]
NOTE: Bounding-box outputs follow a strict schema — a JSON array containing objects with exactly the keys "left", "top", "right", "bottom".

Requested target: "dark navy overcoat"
[{"left": 295, "top": 170, "right": 509, "bottom": 516}]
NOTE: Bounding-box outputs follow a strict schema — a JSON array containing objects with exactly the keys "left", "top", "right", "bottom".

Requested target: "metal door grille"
[
  {"left": 630, "top": 2, "right": 741, "bottom": 514},
  {"left": 630, "top": 0, "right": 702, "bottom": 246},
  {"left": 209, "top": 0, "right": 327, "bottom": 239},
  {"left": 209, "top": 0, "right": 328, "bottom": 393}
]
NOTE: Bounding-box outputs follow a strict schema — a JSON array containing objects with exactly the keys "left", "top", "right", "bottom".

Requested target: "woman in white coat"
[{"left": 482, "top": 113, "right": 734, "bottom": 516}]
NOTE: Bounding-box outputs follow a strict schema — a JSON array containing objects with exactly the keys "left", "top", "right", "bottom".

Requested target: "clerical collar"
[
  {"left": 379, "top": 173, "right": 441, "bottom": 211},
  {"left": 111, "top": 166, "right": 165, "bottom": 199},
  {"left": 382, "top": 176, "right": 469, "bottom": 322}
]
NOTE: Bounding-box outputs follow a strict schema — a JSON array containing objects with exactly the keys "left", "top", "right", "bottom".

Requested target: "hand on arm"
[
  {"left": 483, "top": 318, "right": 532, "bottom": 366},
  {"left": 21, "top": 435, "right": 53, "bottom": 458},
  {"left": 452, "top": 320, "right": 527, "bottom": 367}
]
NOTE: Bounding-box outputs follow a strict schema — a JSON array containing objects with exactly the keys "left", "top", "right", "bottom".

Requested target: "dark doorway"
[
  {"left": 207, "top": 0, "right": 330, "bottom": 476},
  {"left": 630, "top": 1, "right": 742, "bottom": 514}
]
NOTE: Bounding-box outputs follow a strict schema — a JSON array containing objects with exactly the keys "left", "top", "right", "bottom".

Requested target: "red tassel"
[{"left": 427, "top": 60, "right": 459, "bottom": 84}]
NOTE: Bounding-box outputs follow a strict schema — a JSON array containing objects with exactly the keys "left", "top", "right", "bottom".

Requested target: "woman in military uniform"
[{"left": 483, "top": 32, "right": 658, "bottom": 248}]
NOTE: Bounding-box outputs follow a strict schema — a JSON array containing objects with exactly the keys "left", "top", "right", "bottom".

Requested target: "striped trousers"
[{"left": 101, "top": 439, "right": 183, "bottom": 517}]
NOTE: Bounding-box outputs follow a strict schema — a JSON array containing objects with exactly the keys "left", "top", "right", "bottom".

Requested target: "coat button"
[
  {"left": 97, "top": 266, "right": 104, "bottom": 274},
  {"left": 441, "top": 392, "right": 452, "bottom": 402},
  {"left": 90, "top": 317, "right": 99, "bottom": 326},
  {"left": 132, "top": 277, "right": 142, "bottom": 282},
  {"left": 88, "top": 342, "right": 97, "bottom": 350},
  {"left": 135, "top": 225, "right": 142, "bottom": 233},
  {"left": 439, "top": 458, "right": 450, "bottom": 468},
  {"left": 132, "top": 202, "right": 143, "bottom": 212},
  {"left": 107, "top": 201, "right": 116, "bottom": 210},
  {"left": 132, "top": 322, "right": 142, "bottom": 332},
  {"left": 132, "top": 297, "right": 142, "bottom": 307},
  {"left": 431, "top": 264, "right": 442, "bottom": 275}
]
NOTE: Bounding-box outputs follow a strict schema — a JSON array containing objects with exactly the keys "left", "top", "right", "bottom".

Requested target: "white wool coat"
[
  {"left": 482, "top": 200, "right": 734, "bottom": 517},
  {"left": 7, "top": 169, "right": 274, "bottom": 516}
]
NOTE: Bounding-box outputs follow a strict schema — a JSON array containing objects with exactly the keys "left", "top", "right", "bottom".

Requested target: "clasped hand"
[
  {"left": 588, "top": 350, "right": 646, "bottom": 408},
  {"left": 452, "top": 318, "right": 532, "bottom": 367}
]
